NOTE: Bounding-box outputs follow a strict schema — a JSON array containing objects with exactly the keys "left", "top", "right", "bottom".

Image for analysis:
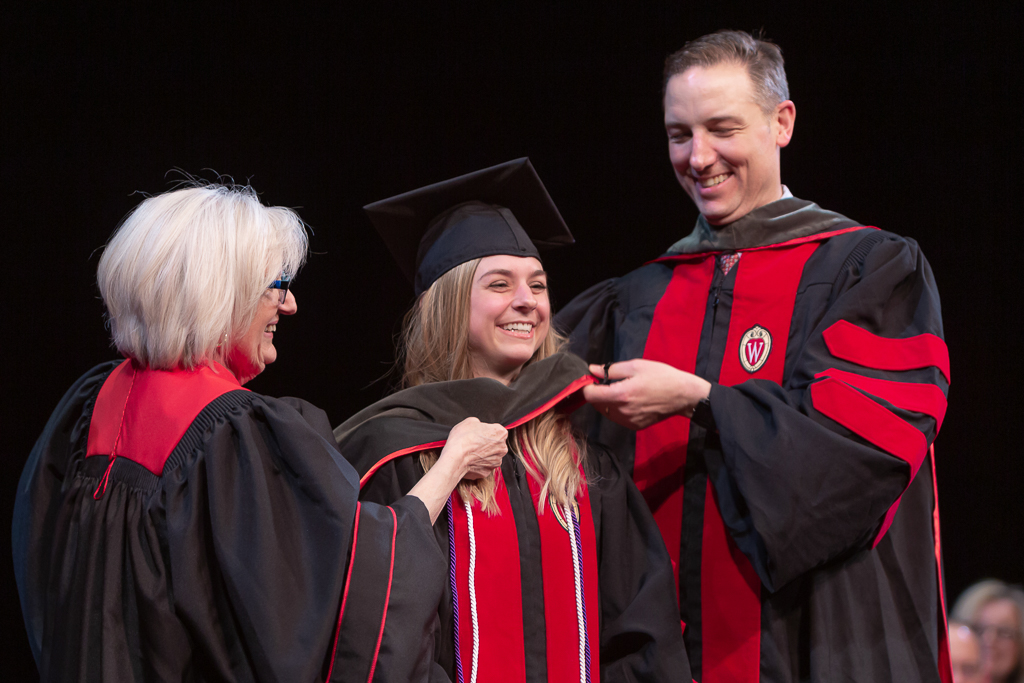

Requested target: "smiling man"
[{"left": 558, "top": 30, "right": 952, "bottom": 683}]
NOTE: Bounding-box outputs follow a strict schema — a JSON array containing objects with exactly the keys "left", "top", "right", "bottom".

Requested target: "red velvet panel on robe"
[
  {"left": 448, "top": 467, "right": 600, "bottom": 683},
  {"left": 702, "top": 242, "right": 820, "bottom": 683},
  {"left": 635, "top": 253, "right": 715, "bottom": 601},
  {"left": 638, "top": 239, "right": 825, "bottom": 683}
]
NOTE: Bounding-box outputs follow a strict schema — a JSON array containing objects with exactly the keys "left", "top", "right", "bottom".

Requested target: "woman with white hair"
[
  {"left": 953, "top": 579, "right": 1024, "bottom": 683},
  {"left": 13, "top": 181, "right": 506, "bottom": 682},
  {"left": 335, "top": 160, "right": 690, "bottom": 683}
]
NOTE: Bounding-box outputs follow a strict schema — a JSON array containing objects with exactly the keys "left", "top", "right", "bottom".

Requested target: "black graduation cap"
[{"left": 364, "top": 158, "right": 574, "bottom": 295}]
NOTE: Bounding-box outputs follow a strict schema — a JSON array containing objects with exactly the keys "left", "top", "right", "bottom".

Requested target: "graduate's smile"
[
  {"left": 499, "top": 321, "right": 535, "bottom": 338},
  {"left": 468, "top": 255, "right": 550, "bottom": 385}
]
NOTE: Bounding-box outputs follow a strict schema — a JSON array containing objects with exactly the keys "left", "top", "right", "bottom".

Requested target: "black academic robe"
[
  {"left": 334, "top": 353, "right": 692, "bottom": 683},
  {"left": 13, "top": 359, "right": 446, "bottom": 683},
  {"left": 556, "top": 197, "right": 952, "bottom": 683}
]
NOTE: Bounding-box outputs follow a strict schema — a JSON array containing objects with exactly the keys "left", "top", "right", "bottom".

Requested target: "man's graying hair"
[{"left": 664, "top": 29, "right": 790, "bottom": 115}]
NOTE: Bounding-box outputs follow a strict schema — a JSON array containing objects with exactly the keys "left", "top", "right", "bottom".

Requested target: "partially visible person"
[
  {"left": 335, "top": 159, "right": 691, "bottom": 682},
  {"left": 13, "top": 181, "right": 505, "bottom": 682},
  {"left": 953, "top": 580, "right": 1024, "bottom": 683},
  {"left": 949, "top": 619, "right": 986, "bottom": 683}
]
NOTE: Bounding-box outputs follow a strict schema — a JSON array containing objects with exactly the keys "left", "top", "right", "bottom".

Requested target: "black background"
[{"left": 4, "top": 2, "right": 1021, "bottom": 679}]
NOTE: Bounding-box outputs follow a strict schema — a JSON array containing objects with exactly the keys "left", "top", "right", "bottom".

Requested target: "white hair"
[{"left": 97, "top": 182, "right": 308, "bottom": 370}]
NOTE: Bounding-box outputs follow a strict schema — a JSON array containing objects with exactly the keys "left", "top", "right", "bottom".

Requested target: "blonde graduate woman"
[{"left": 335, "top": 159, "right": 691, "bottom": 683}]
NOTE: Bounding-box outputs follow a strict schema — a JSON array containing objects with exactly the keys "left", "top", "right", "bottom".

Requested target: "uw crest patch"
[{"left": 739, "top": 325, "right": 772, "bottom": 373}]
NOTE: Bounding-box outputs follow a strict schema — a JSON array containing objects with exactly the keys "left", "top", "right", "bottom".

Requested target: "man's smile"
[{"left": 697, "top": 172, "right": 731, "bottom": 188}]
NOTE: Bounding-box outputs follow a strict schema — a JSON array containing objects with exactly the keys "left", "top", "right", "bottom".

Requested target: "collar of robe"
[{"left": 666, "top": 196, "right": 860, "bottom": 255}]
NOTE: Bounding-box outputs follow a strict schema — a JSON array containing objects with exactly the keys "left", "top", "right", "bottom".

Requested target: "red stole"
[
  {"left": 449, "top": 467, "right": 600, "bottom": 683},
  {"left": 636, "top": 228, "right": 865, "bottom": 682}
]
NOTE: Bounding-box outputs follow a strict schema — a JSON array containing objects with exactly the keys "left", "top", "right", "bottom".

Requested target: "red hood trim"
[
  {"left": 87, "top": 360, "right": 247, "bottom": 475},
  {"left": 358, "top": 373, "right": 596, "bottom": 489}
]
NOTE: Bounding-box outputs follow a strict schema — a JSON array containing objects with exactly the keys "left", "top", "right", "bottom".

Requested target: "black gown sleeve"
[
  {"left": 163, "top": 394, "right": 447, "bottom": 683},
  {"left": 355, "top": 453, "right": 429, "bottom": 506},
  {"left": 704, "top": 234, "right": 947, "bottom": 591},
  {"left": 588, "top": 444, "right": 692, "bottom": 683},
  {"left": 555, "top": 278, "right": 620, "bottom": 368},
  {"left": 13, "top": 360, "right": 120, "bottom": 665},
  {"left": 352, "top": 455, "right": 454, "bottom": 683}
]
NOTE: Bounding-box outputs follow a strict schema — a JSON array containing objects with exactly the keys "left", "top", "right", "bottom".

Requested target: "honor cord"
[
  {"left": 464, "top": 498, "right": 480, "bottom": 683},
  {"left": 567, "top": 503, "right": 592, "bottom": 683},
  {"left": 447, "top": 496, "right": 464, "bottom": 683}
]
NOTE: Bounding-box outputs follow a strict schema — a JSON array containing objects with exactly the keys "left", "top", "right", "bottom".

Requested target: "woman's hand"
[
  {"left": 408, "top": 417, "right": 507, "bottom": 524},
  {"left": 440, "top": 417, "right": 508, "bottom": 480}
]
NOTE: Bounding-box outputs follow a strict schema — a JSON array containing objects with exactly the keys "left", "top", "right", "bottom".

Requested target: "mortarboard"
[{"left": 364, "top": 158, "right": 574, "bottom": 295}]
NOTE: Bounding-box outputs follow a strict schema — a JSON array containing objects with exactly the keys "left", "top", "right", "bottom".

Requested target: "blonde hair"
[
  {"left": 952, "top": 579, "right": 1024, "bottom": 683},
  {"left": 97, "top": 182, "right": 308, "bottom": 370},
  {"left": 401, "top": 258, "right": 585, "bottom": 513}
]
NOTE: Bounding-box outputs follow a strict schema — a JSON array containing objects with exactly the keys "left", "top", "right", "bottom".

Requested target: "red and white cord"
[{"left": 464, "top": 498, "right": 480, "bottom": 683}]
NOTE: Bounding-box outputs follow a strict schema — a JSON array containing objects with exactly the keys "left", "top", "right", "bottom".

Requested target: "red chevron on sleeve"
[
  {"left": 811, "top": 377, "right": 928, "bottom": 477},
  {"left": 814, "top": 368, "right": 948, "bottom": 431},
  {"left": 811, "top": 376, "right": 931, "bottom": 547},
  {"left": 822, "top": 320, "right": 950, "bottom": 382}
]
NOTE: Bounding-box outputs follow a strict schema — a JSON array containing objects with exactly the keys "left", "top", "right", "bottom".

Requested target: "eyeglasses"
[
  {"left": 952, "top": 661, "right": 982, "bottom": 678},
  {"left": 267, "top": 273, "right": 292, "bottom": 305},
  {"left": 972, "top": 624, "right": 1020, "bottom": 641}
]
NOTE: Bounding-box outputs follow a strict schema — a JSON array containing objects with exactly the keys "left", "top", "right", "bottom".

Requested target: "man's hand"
[{"left": 583, "top": 359, "right": 711, "bottom": 430}]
